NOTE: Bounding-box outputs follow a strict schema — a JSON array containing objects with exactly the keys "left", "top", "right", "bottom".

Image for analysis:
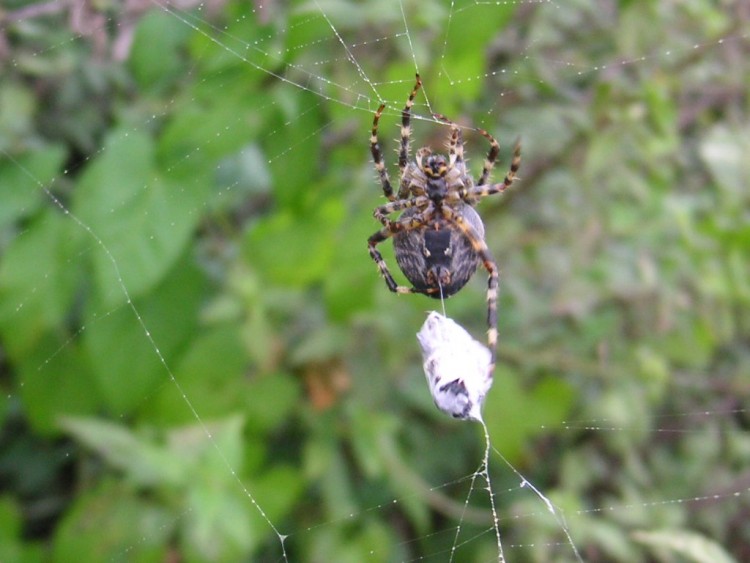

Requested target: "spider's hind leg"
[
  {"left": 368, "top": 232, "right": 415, "bottom": 294},
  {"left": 368, "top": 201, "right": 434, "bottom": 295},
  {"left": 440, "top": 207, "right": 499, "bottom": 373}
]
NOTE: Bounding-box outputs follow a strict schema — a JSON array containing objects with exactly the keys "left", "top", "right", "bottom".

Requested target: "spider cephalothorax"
[{"left": 367, "top": 74, "right": 521, "bottom": 371}]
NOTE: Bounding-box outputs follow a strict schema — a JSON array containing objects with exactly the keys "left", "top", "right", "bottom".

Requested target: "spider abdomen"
[{"left": 393, "top": 205, "right": 484, "bottom": 299}]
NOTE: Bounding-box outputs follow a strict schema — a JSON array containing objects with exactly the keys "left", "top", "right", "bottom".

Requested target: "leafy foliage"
[{"left": 1, "top": 0, "right": 749, "bottom": 561}]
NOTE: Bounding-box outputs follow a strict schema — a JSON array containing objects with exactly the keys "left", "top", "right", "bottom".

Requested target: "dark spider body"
[
  {"left": 393, "top": 204, "right": 483, "bottom": 298},
  {"left": 367, "top": 74, "right": 521, "bottom": 372}
]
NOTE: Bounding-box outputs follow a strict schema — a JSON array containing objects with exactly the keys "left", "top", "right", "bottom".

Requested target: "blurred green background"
[{"left": 1, "top": 0, "right": 749, "bottom": 561}]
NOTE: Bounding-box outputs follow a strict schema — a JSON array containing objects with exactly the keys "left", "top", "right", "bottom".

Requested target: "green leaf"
[
  {"left": 249, "top": 464, "right": 305, "bottom": 528},
  {"left": 52, "top": 480, "right": 172, "bottom": 562},
  {"left": 700, "top": 125, "right": 750, "bottom": 197},
  {"left": 263, "top": 88, "right": 325, "bottom": 210},
  {"left": 244, "top": 372, "right": 302, "bottom": 433},
  {"left": 0, "top": 497, "right": 44, "bottom": 563},
  {"left": 243, "top": 198, "right": 344, "bottom": 287},
  {"left": 83, "top": 258, "right": 205, "bottom": 414},
  {"left": 60, "top": 417, "right": 186, "bottom": 487},
  {"left": 305, "top": 422, "right": 359, "bottom": 521},
  {"left": 184, "top": 481, "right": 258, "bottom": 561},
  {"left": 74, "top": 129, "right": 208, "bottom": 306},
  {"left": 0, "top": 145, "right": 65, "bottom": 228},
  {"left": 173, "top": 416, "right": 295, "bottom": 560},
  {"left": 0, "top": 497, "right": 22, "bottom": 541},
  {"left": 0, "top": 210, "right": 81, "bottom": 358},
  {"left": 484, "top": 366, "right": 574, "bottom": 462},
  {"left": 633, "top": 529, "right": 737, "bottom": 563},
  {"left": 141, "top": 325, "right": 249, "bottom": 425},
  {"left": 0, "top": 83, "right": 36, "bottom": 147},
  {"left": 128, "top": 11, "right": 189, "bottom": 93},
  {"left": 349, "top": 406, "right": 389, "bottom": 478},
  {"left": 430, "top": 3, "right": 516, "bottom": 103},
  {"left": 157, "top": 92, "right": 266, "bottom": 176},
  {"left": 289, "top": 323, "right": 349, "bottom": 364},
  {"left": 323, "top": 212, "right": 378, "bottom": 320},
  {"left": 18, "top": 336, "right": 100, "bottom": 434},
  {"left": 168, "top": 415, "right": 247, "bottom": 478}
]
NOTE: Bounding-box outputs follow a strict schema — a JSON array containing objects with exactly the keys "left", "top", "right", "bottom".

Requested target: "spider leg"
[
  {"left": 462, "top": 139, "right": 521, "bottom": 201},
  {"left": 368, "top": 202, "right": 435, "bottom": 295},
  {"left": 476, "top": 129, "right": 501, "bottom": 187},
  {"left": 440, "top": 206, "right": 499, "bottom": 373},
  {"left": 433, "top": 113, "right": 465, "bottom": 167},
  {"left": 373, "top": 195, "right": 430, "bottom": 228},
  {"left": 397, "top": 74, "right": 423, "bottom": 198},
  {"left": 371, "top": 104, "right": 396, "bottom": 201}
]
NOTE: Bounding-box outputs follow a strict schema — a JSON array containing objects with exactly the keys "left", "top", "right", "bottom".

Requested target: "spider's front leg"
[
  {"left": 397, "top": 74, "right": 423, "bottom": 199},
  {"left": 440, "top": 206, "right": 499, "bottom": 373},
  {"left": 371, "top": 104, "right": 396, "bottom": 201},
  {"left": 433, "top": 113, "right": 465, "bottom": 167},
  {"left": 476, "top": 129, "right": 501, "bottom": 187},
  {"left": 461, "top": 140, "right": 521, "bottom": 202},
  {"left": 368, "top": 201, "right": 434, "bottom": 295}
]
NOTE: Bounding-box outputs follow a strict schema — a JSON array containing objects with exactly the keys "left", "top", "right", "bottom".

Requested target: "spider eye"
[
  {"left": 422, "top": 165, "right": 448, "bottom": 178},
  {"left": 424, "top": 164, "right": 448, "bottom": 177},
  {"left": 423, "top": 156, "right": 448, "bottom": 177}
]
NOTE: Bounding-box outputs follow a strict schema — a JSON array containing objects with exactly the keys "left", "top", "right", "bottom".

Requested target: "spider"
[{"left": 367, "top": 74, "right": 521, "bottom": 372}]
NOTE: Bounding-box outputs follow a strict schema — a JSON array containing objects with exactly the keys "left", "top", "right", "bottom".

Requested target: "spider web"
[{"left": 1, "top": 0, "right": 749, "bottom": 561}]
